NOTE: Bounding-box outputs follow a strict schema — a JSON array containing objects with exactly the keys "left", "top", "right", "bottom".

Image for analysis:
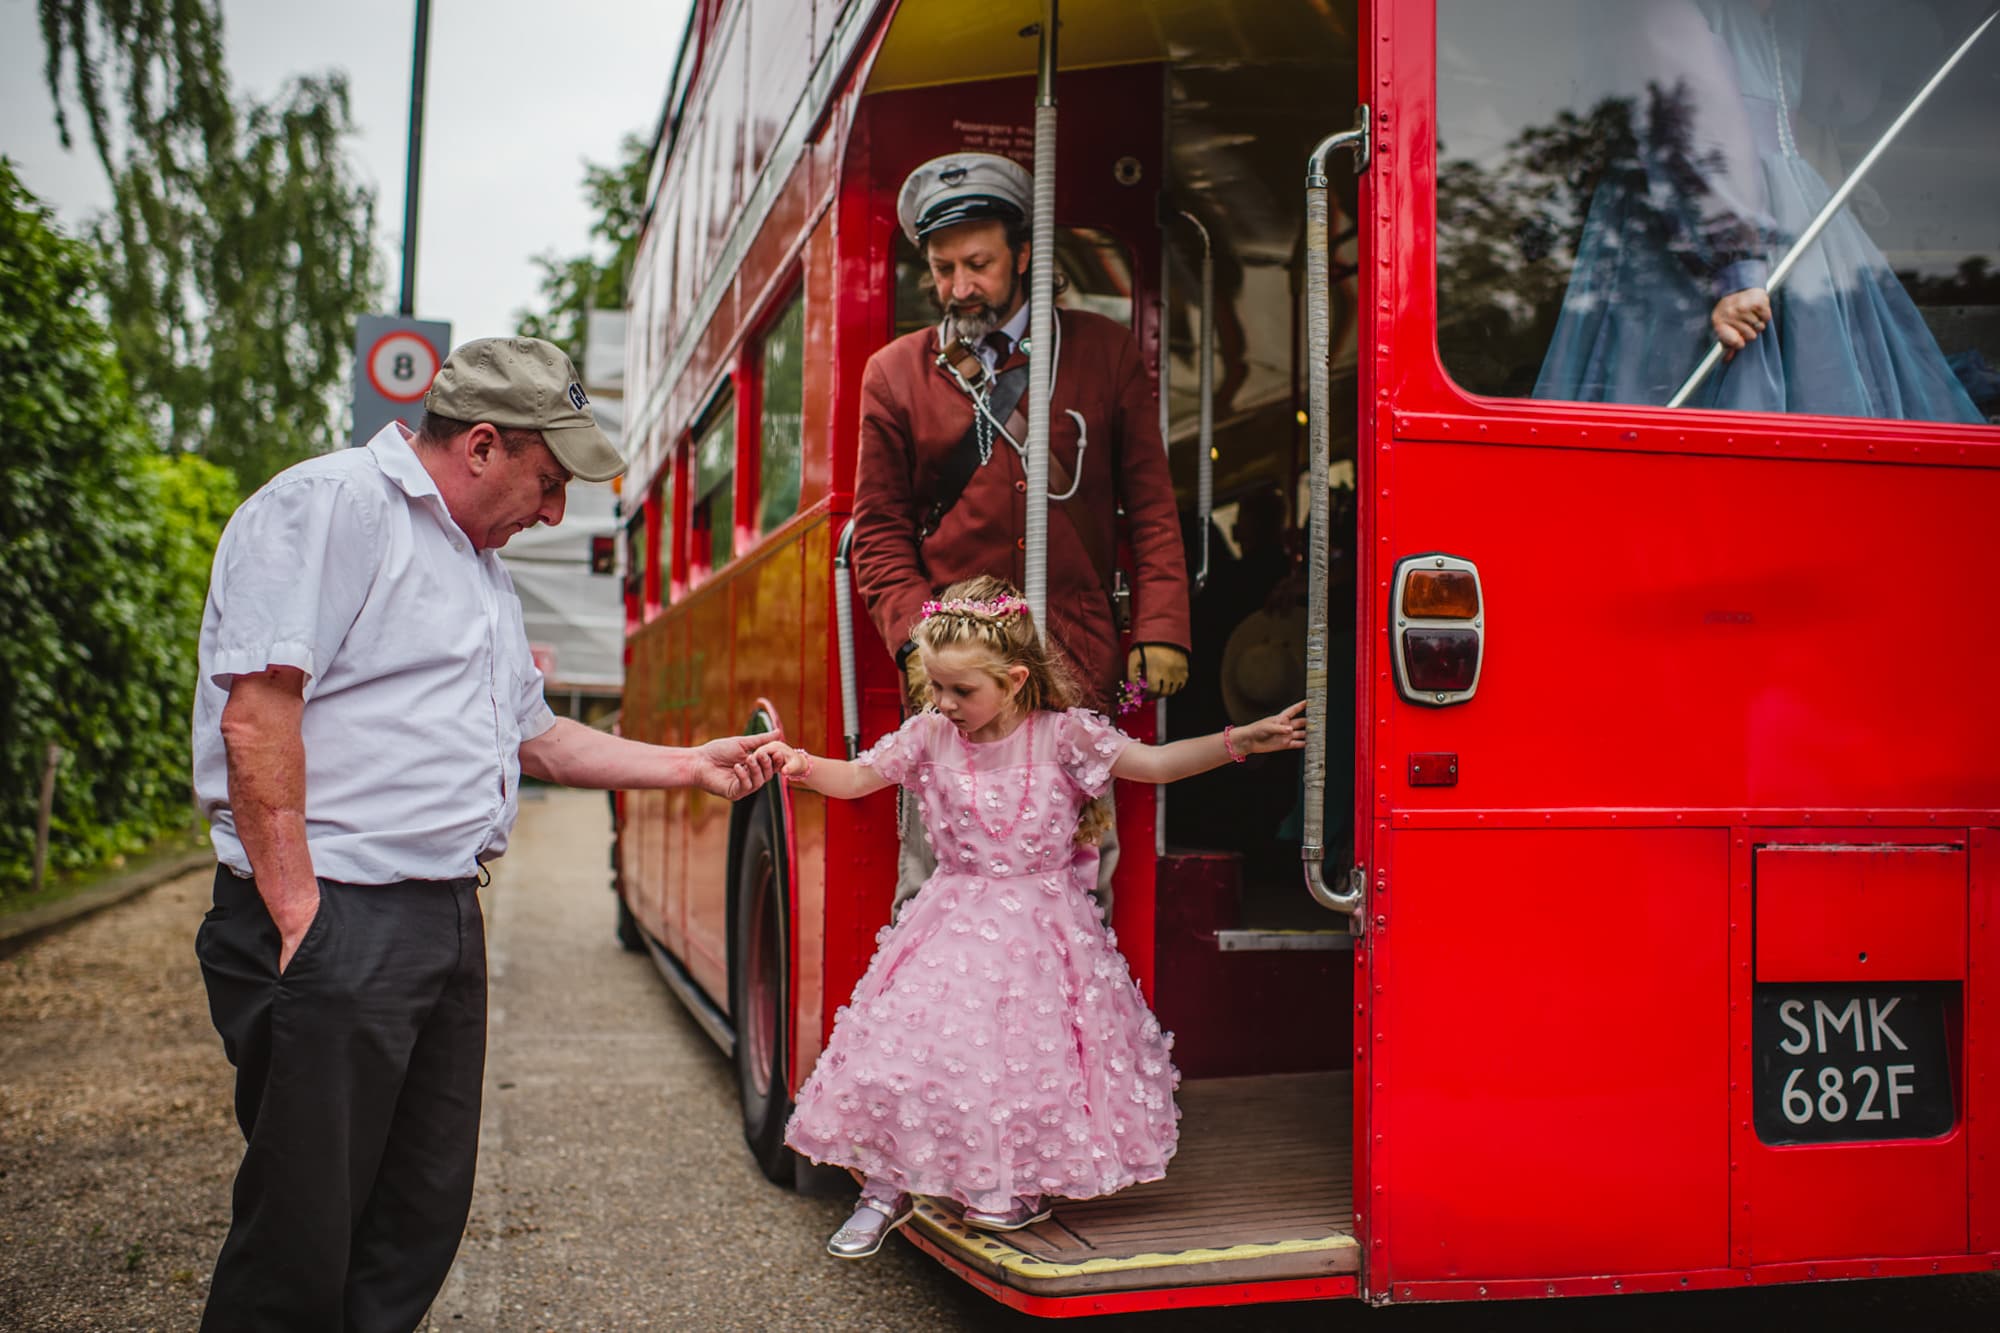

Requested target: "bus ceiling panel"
[{"left": 865, "top": 0, "right": 1359, "bottom": 94}]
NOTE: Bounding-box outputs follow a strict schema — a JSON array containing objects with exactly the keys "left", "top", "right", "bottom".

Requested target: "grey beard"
[{"left": 943, "top": 303, "right": 1003, "bottom": 345}]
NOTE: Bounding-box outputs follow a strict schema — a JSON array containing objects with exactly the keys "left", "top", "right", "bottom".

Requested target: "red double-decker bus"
[{"left": 610, "top": 0, "right": 2000, "bottom": 1314}]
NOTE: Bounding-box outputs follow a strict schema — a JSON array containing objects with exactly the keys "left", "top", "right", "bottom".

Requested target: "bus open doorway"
[{"left": 850, "top": 1, "right": 1371, "bottom": 1311}]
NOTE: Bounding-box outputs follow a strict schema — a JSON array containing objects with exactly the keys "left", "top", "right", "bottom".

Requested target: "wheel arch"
[{"left": 725, "top": 700, "right": 796, "bottom": 1060}]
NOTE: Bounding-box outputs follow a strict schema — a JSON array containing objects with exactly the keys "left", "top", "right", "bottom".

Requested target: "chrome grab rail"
[
  {"left": 1174, "top": 209, "right": 1216, "bottom": 592},
  {"left": 1303, "top": 108, "right": 1369, "bottom": 917},
  {"left": 833, "top": 518, "right": 861, "bottom": 759}
]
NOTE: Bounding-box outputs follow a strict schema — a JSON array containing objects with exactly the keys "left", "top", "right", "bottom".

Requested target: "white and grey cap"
[
  {"left": 896, "top": 152, "right": 1033, "bottom": 246},
  {"left": 423, "top": 336, "right": 625, "bottom": 482}
]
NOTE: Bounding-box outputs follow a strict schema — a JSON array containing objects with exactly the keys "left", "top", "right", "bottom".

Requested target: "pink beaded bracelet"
[{"left": 1222, "top": 725, "right": 1246, "bottom": 764}]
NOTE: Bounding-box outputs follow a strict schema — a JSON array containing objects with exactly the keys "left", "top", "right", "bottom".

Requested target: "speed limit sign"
[
  {"left": 350, "top": 314, "right": 452, "bottom": 447},
  {"left": 366, "top": 331, "right": 441, "bottom": 402}
]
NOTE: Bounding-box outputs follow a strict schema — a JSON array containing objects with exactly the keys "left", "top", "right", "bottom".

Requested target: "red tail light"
[{"left": 1391, "top": 554, "right": 1483, "bottom": 706}]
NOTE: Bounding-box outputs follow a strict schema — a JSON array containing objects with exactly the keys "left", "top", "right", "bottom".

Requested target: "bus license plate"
[{"left": 1752, "top": 983, "right": 1955, "bottom": 1145}]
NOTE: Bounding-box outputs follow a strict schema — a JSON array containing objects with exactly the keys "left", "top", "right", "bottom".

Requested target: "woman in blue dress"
[{"left": 1533, "top": 0, "right": 1984, "bottom": 423}]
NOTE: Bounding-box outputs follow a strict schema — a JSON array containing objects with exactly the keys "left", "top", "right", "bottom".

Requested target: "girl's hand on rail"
[{"left": 1234, "top": 701, "right": 1309, "bottom": 756}]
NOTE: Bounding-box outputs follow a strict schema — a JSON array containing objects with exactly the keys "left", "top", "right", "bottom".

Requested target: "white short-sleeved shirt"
[{"left": 192, "top": 423, "right": 558, "bottom": 884}]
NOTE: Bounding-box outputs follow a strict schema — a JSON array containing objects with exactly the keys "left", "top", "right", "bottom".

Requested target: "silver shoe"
[
  {"left": 961, "top": 1196, "right": 1052, "bottom": 1232},
  {"left": 826, "top": 1194, "right": 912, "bottom": 1259}
]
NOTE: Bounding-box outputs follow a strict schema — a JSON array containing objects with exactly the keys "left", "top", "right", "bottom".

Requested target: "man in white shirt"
[{"left": 190, "top": 336, "right": 776, "bottom": 1332}]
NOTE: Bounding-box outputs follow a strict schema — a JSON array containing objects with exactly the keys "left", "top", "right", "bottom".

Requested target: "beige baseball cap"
[{"left": 423, "top": 336, "right": 625, "bottom": 482}]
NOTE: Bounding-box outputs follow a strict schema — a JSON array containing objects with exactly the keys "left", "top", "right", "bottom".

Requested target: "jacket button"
[
  {"left": 1014, "top": 479, "right": 1026, "bottom": 493},
  {"left": 1015, "top": 537, "right": 1026, "bottom": 551}
]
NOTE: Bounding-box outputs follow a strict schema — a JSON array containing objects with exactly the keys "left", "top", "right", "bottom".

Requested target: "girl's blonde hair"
[{"left": 912, "top": 576, "right": 1112, "bottom": 846}]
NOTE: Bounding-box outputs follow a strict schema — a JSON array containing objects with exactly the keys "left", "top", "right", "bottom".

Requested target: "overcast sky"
[{"left": 1, "top": 0, "right": 690, "bottom": 365}]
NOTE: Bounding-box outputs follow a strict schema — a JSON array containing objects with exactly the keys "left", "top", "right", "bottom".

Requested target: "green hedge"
[{"left": 0, "top": 161, "right": 236, "bottom": 895}]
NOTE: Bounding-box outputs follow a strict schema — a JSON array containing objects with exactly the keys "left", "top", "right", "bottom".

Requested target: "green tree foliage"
[
  {"left": 517, "top": 132, "right": 652, "bottom": 363},
  {"left": 0, "top": 164, "right": 237, "bottom": 894},
  {"left": 38, "top": 0, "right": 381, "bottom": 492}
]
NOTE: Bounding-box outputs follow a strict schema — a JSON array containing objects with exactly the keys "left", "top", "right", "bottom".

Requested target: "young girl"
[{"left": 754, "top": 576, "right": 1306, "bottom": 1259}]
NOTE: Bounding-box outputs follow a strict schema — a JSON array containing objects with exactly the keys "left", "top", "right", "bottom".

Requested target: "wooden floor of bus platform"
[{"left": 909, "top": 1071, "right": 1356, "bottom": 1297}]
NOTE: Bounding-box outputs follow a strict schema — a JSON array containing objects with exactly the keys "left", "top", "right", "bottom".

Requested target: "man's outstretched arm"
[{"left": 519, "top": 718, "right": 780, "bottom": 801}]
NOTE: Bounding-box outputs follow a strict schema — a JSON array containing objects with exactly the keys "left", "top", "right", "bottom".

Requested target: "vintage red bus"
[{"left": 610, "top": 0, "right": 2000, "bottom": 1314}]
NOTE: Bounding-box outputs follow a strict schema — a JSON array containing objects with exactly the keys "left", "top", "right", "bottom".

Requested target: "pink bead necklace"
[{"left": 956, "top": 711, "right": 1039, "bottom": 844}]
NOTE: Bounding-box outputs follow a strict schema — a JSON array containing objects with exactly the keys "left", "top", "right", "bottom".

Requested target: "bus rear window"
[{"left": 1435, "top": 0, "right": 2000, "bottom": 426}]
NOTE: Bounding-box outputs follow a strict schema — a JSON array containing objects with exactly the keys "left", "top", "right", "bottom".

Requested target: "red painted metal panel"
[
  {"left": 1973, "top": 829, "right": 1999, "bottom": 1254},
  {"left": 1744, "top": 1131, "right": 1966, "bottom": 1266},
  {"left": 1381, "top": 442, "right": 2000, "bottom": 816},
  {"left": 1393, "top": 1249, "right": 2000, "bottom": 1302},
  {"left": 1151, "top": 852, "right": 1349, "bottom": 1078},
  {"left": 1376, "top": 828, "right": 1731, "bottom": 1283},
  {"left": 1755, "top": 846, "right": 1967, "bottom": 983}
]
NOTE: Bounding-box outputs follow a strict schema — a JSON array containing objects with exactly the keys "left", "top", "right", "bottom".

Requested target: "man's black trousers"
[{"left": 195, "top": 867, "right": 487, "bottom": 1333}]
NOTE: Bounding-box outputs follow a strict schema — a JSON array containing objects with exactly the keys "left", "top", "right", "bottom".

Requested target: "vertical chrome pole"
[
  {"left": 1023, "top": 0, "right": 1059, "bottom": 633},
  {"left": 1303, "top": 115, "right": 1367, "bottom": 917}
]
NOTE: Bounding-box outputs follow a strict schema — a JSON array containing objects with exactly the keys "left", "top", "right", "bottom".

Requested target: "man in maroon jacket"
[{"left": 852, "top": 152, "right": 1192, "bottom": 915}]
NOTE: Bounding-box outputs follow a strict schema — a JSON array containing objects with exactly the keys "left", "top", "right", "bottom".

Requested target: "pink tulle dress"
[{"left": 784, "top": 707, "right": 1181, "bottom": 1214}]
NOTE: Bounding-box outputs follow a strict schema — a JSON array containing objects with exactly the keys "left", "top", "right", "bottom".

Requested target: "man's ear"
[
  {"left": 464, "top": 423, "right": 500, "bottom": 476},
  {"left": 1015, "top": 242, "right": 1031, "bottom": 277}
]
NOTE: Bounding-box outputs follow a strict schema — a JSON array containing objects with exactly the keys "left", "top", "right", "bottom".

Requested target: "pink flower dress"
[{"left": 784, "top": 708, "right": 1181, "bottom": 1213}]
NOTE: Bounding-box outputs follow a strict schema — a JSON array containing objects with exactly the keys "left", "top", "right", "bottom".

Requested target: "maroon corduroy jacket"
[{"left": 852, "top": 308, "right": 1191, "bottom": 711}]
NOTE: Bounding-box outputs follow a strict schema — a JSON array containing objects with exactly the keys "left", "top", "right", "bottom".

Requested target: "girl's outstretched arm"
[
  {"left": 1110, "top": 701, "right": 1307, "bottom": 785},
  {"left": 752, "top": 740, "right": 893, "bottom": 801}
]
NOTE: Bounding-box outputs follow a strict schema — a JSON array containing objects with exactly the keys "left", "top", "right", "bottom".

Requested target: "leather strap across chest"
[{"left": 924, "top": 332, "right": 1115, "bottom": 601}]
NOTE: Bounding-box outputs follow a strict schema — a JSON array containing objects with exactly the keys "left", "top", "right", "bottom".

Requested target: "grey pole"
[{"left": 399, "top": 0, "right": 432, "bottom": 317}]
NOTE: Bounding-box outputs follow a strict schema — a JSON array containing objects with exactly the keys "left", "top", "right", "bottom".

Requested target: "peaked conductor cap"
[
  {"left": 897, "top": 152, "right": 1034, "bottom": 245},
  {"left": 423, "top": 336, "right": 626, "bottom": 482}
]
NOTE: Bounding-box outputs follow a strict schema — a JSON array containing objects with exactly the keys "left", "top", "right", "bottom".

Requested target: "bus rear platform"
[{"left": 903, "top": 1071, "right": 1357, "bottom": 1311}]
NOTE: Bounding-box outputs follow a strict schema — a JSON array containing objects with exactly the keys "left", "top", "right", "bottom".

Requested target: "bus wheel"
[
  {"left": 612, "top": 827, "right": 644, "bottom": 953},
  {"left": 615, "top": 890, "right": 645, "bottom": 953},
  {"left": 731, "top": 798, "right": 794, "bottom": 1183}
]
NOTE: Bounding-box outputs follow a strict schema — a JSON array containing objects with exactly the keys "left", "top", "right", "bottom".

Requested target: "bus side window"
[
  {"left": 758, "top": 289, "right": 805, "bottom": 533},
  {"left": 692, "top": 387, "right": 736, "bottom": 575},
  {"left": 623, "top": 512, "right": 645, "bottom": 631}
]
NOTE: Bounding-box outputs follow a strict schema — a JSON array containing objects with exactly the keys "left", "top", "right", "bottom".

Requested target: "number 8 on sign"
[{"left": 366, "top": 331, "right": 442, "bottom": 403}]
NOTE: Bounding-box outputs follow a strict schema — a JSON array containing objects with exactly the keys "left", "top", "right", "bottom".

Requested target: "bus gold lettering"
[
  {"left": 1868, "top": 997, "right": 1907, "bottom": 1053},
  {"left": 1814, "top": 998, "right": 1863, "bottom": 1054},
  {"left": 1778, "top": 999, "right": 1811, "bottom": 1055}
]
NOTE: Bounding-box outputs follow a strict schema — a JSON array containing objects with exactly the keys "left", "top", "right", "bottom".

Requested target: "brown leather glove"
[
  {"left": 902, "top": 648, "right": 930, "bottom": 710},
  {"left": 1127, "top": 644, "right": 1189, "bottom": 697}
]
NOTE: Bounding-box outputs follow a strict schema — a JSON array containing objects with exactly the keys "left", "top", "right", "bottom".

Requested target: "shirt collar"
[
  {"left": 999, "top": 301, "right": 1032, "bottom": 349},
  {"left": 366, "top": 421, "right": 445, "bottom": 504}
]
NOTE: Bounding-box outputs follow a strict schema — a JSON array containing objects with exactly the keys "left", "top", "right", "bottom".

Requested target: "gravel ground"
[
  {"left": 5, "top": 788, "right": 1998, "bottom": 1331},
  {"left": 0, "top": 864, "right": 234, "bottom": 1331}
]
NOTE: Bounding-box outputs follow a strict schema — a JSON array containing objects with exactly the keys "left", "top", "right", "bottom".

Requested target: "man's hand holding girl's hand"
[
  {"left": 694, "top": 732, "right": 782, "bottom": 800},
  {"left": 752, "top": 739, "right": 813, "bottom": 780},
  {"left": 1234, "top": 701, "right": 1309, "bottom": 756}
]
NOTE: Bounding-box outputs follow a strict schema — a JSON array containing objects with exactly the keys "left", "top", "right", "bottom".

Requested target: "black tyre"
[
  {"left": 612, "top": 820, "right": 644, "bottom": 953},
  {"left": 614, "top": 888, "right": 645, "bottom": 953},
  {"left": 731, "top": 796, "right": 795, "bottom": 1183}
]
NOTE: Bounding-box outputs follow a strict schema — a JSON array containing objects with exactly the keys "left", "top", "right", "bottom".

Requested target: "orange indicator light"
[{"left": 1402, "top": 569, "right": 1479, "bottom": 619}]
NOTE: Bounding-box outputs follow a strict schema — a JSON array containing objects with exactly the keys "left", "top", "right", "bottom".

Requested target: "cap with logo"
[
  {"left": 897, "top": 152, "right": 1034, "bottom": 246},
  {"left": 423, "top": 336, "right": 625, "bottom": 482}
]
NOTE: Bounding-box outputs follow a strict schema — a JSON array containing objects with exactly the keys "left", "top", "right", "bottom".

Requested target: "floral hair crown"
[{"left": 920, "top": 594, "right": 1029, "bottom": 621}]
